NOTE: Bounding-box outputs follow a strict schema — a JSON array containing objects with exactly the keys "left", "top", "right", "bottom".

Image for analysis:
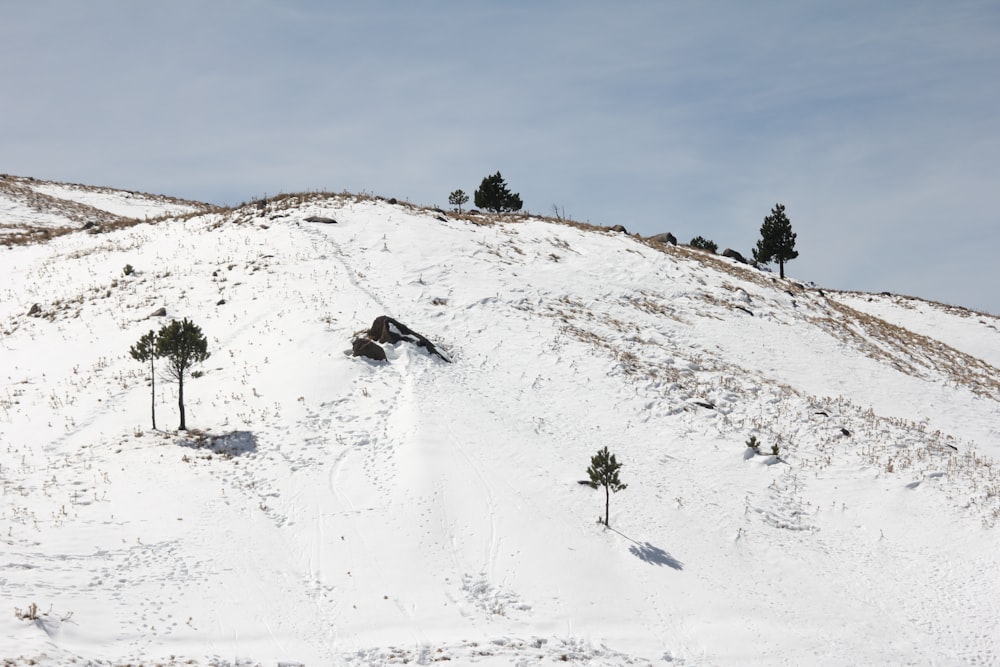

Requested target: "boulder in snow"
[
  {"left": 722, "top": 248, "right": 747, "bottom": 264},
  {"left": 648, "top": 232, "right": 677, "bottom": 245},
  {"left": 352, "top": 315, "right": 450, "bottom": 363}
]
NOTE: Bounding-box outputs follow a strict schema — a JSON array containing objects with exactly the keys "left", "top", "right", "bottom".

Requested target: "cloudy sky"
[{"left": 4, "top": 1, "right": 998, "bottom": 313}]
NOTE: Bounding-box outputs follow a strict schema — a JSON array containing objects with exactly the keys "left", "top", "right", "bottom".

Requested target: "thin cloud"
[{"left": 2, "top": 1, "right": 998, "bottom": 313}]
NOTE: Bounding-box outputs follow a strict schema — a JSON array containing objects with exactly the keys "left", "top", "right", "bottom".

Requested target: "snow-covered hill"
[
  {"left": 1, "top": 187, "right": 998, "bottom": 666},
  {"left": 0, "top": 174, "right": 213, "bottom": 243}
]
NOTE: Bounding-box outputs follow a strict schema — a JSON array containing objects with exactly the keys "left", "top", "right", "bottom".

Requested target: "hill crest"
[{"left": 1, "top": 181, "right": 998, "bottom": 665}]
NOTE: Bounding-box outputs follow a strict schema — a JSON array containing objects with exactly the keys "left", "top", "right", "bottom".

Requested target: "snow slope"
[
  {"left": 0, "top": 175, "right": 211, "bottom": 241},
  {"left": 1, "top": 191, "right": 998, "bottom": 666}
]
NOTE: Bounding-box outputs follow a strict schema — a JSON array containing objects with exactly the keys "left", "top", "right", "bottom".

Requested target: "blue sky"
[{"left": 4, "top": 1, "right": 999, "bottom": 313}]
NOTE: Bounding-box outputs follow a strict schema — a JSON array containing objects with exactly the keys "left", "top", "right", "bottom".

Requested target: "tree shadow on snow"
[
  {"left": 608, "top": 527, "right": 684, "bottom": 570},
  {"left": 177, "top": 430, "right": 257, "bottom": 458}
]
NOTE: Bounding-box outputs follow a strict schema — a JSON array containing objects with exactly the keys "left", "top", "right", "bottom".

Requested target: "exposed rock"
[
  {"left": 216, "top": 299, "right": 226, "bottom": 306},
  {"left": 468, "top": 209, "right": 481, "bottom": 215},
  {"left": 609, "top": 224, "right": 628, "bottom": 234},
  {"left": 721, "top": 248, "right": 747, "bottom": 264},
  {"left": 840, "top": 428, "right": 852, "bottom": 437},
  {"left": 304, "top": 216, "right": 337, "bottom": 224},
  {"left": 648, "top": 232, "right": 677, "bottom": 245},
  {"left": 27, "top": 303, "right": 42, "bottom": 317},
  {"left": 352, "top": 337, "right": 387, "bottom": 362},
  {"left": 352, "top": 315, "right": 450, "bottom": 363},
  {"left": 150, "top": 307, "right": 167, "bottom": 317},
  {"left": 387, "top": 198, "right": 398, "bottom": 205}
]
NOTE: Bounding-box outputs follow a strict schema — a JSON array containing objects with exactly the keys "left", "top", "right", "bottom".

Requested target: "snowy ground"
[
  {"left": 1, "top": 190, "right": 998, "bottom": 665},
  {"left": 0, "top": 175, "right": 210, "bottom": 239}
]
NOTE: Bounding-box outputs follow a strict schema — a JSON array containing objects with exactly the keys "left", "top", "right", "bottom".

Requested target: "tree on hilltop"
[
  {"left": 448, "top": 189, "right": 469, "bottom": 214},
  {"left": 156, "top": 318, "right": 210, "bottom": 431},
  {"left": 586, "top": 446, "right": 628, "bottom": 528},
  {"left": 689, "top": 236, "right": 718, "bottom": 253},
  {"left": 753, "top": 203, "right": 798, "bottom": 279},
  {"left": 474, "top": 172, "right": 523, "bottom": 213}
]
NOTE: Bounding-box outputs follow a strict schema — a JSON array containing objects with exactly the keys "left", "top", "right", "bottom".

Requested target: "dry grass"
[
  {"left": 812, "top": 299, "right": 1000, "bottom": 399},
  {"left": 1, "top": 174, "right": 220, "bottom": 248}
]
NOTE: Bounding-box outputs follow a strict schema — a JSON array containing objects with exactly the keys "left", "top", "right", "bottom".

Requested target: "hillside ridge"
[{"left": 1, "top": 182, "right": 998, "bottom": 666}]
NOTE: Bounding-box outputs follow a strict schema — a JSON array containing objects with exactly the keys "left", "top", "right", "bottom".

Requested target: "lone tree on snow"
[
  {"left": 129, "top": 329, "right": 160, "bottom": 430},
  {"left": 155, "top": 318, "right": 210, "bottom": 431},
  {"left": 474, "top": 172, "right": 523, "bottom": 213},
  {"left": 753, "top": 203, "right": 798, "bottom": 279},
  {"left": 448, "top": 189, "right": 469, "bottom": 214},
  {"left": 586, "top": 446, "right": 628, "bottom": 528}
]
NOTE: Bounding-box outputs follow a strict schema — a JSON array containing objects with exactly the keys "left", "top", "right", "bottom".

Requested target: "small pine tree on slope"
[
  {"left": 586, "top": 446, "right": 628, "bottom": 528},
  {"left": 129, "top": 329, "right": 159, "bottom": 430},
  {"left": 753, "top": 203, "right": 798, "bottom": 279},
  {"left": 156, "top": 318, "right": 210, "bottom": 431}
]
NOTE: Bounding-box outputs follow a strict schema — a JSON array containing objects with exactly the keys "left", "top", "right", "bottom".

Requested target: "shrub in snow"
[
  {"left": 746, "top": 435, "right": 762, "bottom": 455},
  {"left": 122, "top": 263, "right": 134, "bottom": 276},
  {"left": 689, "top": 236, "right": 718, "bottom": 253}
]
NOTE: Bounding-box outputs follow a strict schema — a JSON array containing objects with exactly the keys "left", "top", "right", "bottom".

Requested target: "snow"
[
  {"left": 1, "top": 192, "right": 998, "bottom": 666},
  {"left": 29, "top": 182, "right": 203, "bottom": 220},
  {"left": 1, "top": 175, "right": 208, "bottom": 239}
]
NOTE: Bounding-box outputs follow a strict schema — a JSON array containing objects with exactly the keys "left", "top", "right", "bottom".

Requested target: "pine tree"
[
  {"left": 474, "top": 172, "right": 523, "bottom": 213},
  {"left": 155, "top": 318, "right": 210, "bottom": 431},
  {"left": 448, "top": 189, "right": 469, "bottom": 214},
  {"left": 586, "top": 446, "right": 628, "bottom": 528},
  {"left": 753, "top": 203, "right": 798, "bottom": 279},
  {"left": 129, "top": 329, "right": 159, "bottom": 430},
  {"left": 689, "top": 236, "right": 718, "bottom": 253}
]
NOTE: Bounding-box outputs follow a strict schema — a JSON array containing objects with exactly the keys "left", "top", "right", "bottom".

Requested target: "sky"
[{"left": 3, "top": 1, "right": 999, "bottom": 314}]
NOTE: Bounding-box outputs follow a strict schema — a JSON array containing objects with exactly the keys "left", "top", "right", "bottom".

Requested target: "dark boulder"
[
  {"left": 609, "top": 224, "right": 628, "bottom": 234},
  {"left": 721, "top": 248, "right": 747, "bottom": 264},
  {"left": 304, "top": 216, "right": 337, "bottom": 224},
  {"left": 27, "top": 303, "right": 42, "bottom": 317},
  {"left": 352, "top": 316, "right": 450, "bottom": 363},
  {"left": 648, "top": 232, "right": 677, "bottom": 246},
  {"left": 150, "top": 307, "right": 167, "bottom": 317},
  {"left": 352, "top": 337, "right": 387, "bottom": 362}
]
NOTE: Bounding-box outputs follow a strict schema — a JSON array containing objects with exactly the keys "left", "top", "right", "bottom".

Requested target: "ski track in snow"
[{"left": 1, "top": 193, "right": 998, "bottom": 666}]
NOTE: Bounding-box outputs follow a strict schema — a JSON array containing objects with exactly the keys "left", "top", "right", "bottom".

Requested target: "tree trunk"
[
  {"left": 150, "top": 356, "right": 157, "bottom": 430},
  {"left": 177, "top": 375, "right": 186, "bottom": 431},
  {"left": 604, "top": 484, "right": 610, "bottom": 528},
  {"left": 779, "top": 260, "right": 785, "bottom": 279}
]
